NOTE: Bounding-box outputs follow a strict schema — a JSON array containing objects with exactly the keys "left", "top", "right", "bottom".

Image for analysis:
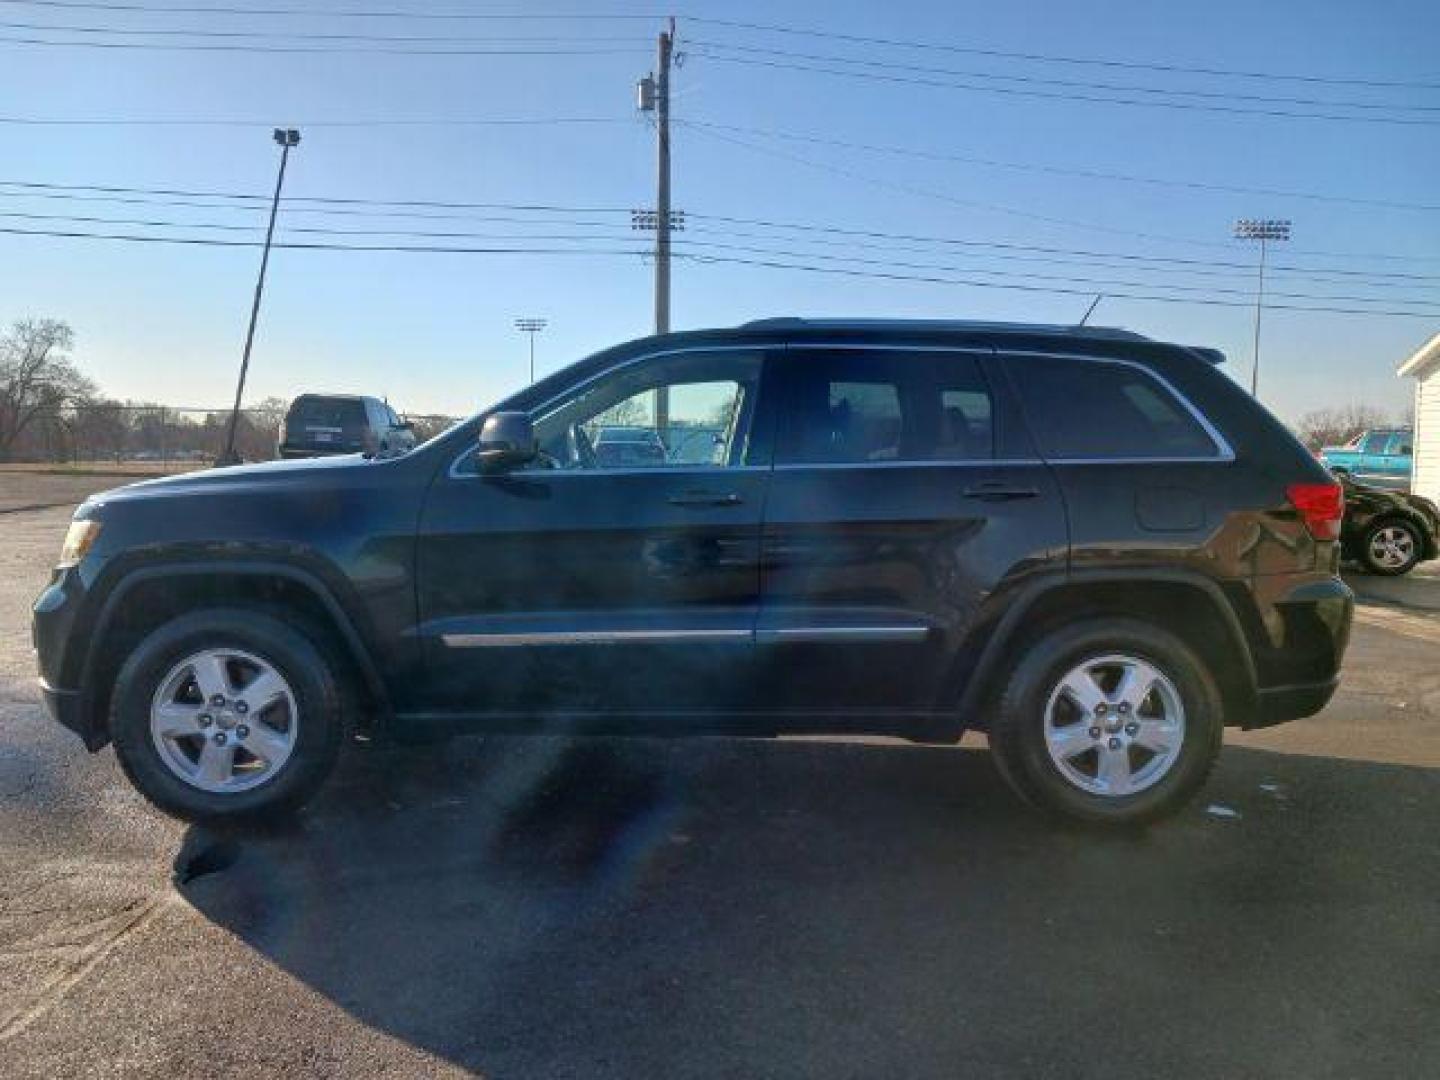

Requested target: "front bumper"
[
  {"left": 39, "top": 678, "right": 107, "bottom": 750},
  {"left": 1247, "top": 676, "right": 1341, "bottom": 730},
  {"left": 33, "top": 565, "right": 109, "bottom": 751}
]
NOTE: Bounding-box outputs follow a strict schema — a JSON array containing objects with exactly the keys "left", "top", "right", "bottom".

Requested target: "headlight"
[{"left": 58, "top": 520, "right": 103, "bottom": 567}]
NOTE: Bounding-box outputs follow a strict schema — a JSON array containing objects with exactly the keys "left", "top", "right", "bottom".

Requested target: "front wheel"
[
  {"left": 110, "top": 608, "right": 345, "bottom": 823},
  {"left": 989, "top": 618, "right": 1223, "bottom": 827}
]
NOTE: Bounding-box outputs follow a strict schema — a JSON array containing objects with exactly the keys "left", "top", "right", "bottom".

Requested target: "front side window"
[
  {"left": 1007, "top": 356, "right": 1221, "bottom": 461},
  {"left": 1359, "top": 431, "right": 1396, "bottom": 455},
  {"left": 776, "top": 351, "right": 995, "bottom": 465},
  {"left": 526, "top": 350, "right": 761, "bottom": 471}
]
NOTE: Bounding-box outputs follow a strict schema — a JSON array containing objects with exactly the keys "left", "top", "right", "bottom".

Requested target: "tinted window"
[
  {"left": 1359, "top": 431, "right": 1391, "bottom": 454},
  {"left": 777, "top": 351, "right": 994, "bottom": 465},
  {"left": 287, "top": 396, "right": 366, "bottom": 428},
  {"left": 1008, "top": 357, "right": 1219, "bottom": 460}
]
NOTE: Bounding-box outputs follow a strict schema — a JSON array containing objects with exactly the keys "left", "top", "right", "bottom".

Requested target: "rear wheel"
[
  {"left": 110, "top": 608, "right": 345, "bottom": 822},
  {"left": 989, "top": 618, "right": 1222, "bottom": 826},
  {"left": 1359, "top": 518, "right": 1422, "bottom": 576}
]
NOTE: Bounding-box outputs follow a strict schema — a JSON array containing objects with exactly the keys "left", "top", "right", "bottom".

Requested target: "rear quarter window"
[{"left": 1007, "top": 356, "right": 1221, "bottom": 460}]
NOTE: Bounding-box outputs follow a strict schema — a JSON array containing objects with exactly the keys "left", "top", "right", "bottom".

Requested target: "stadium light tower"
[
  {"left": 514, "top": 317, "right": 548, "bottom": 383},
  {"left": 1233, "top": 218, "right": 1291, "bottom": 398}
]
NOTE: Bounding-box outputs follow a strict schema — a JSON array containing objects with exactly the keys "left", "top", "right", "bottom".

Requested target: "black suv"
[
  {"left": 277, "top": 393, "right": 416, "bottom": 459},
  {"left": 33, "top": 319, "right": 1352, "bottom": 826}
]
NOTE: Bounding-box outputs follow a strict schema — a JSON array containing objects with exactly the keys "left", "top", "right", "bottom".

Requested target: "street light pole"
[
  {"left": 1233, "top": 218, "right": 1291, "bottom": 399},
  {"left": 514, "top": 317, "right": 547, "bottom": 383},
  {"left": 220, "top": 128, "right": 300, "bottom": 466}
]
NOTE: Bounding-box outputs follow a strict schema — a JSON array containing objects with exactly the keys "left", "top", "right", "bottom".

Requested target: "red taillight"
[{"left": 1287, "top": 482, "right": 1343, "bottom": 541}]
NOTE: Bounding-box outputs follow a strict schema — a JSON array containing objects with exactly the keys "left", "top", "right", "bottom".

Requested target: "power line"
[
  {"left": 5, "top": 105, "right": 1433, "bottom": 218},
  {"left": 6, "top": 175, "right": 1440, "bottom": 277},
  {"left": 0, "top": 177, "right": 636, "bottom": 213},
  {"left": 684, "top": 14, "right": 1440, "bottom": 92},
  {"left": 0, "top": 18, "right": 646, "bottom": 43},
  {"left": 6, "top": 205, "right": 1437, "bottom": 292},
  {"left": 688, "top": 49, "right": 1440, "bottom": 128},
  {"left": 3, "top": 221, "right": 1438, "bottom": 319},
  {"left": 680, "top": 119, "right": 1440, "bottom": 214},
  {"left": 4, "top": 3, "right": 1428, "bottom": 92},
  {"left": 687, "top": 40, "right": 1438, "bottom": 115},
  {"left": 0, "top": 0, "right": 660, "bottom": 20},
  {"left": 0, "top": 32, "right": 645, "bottom": 54},
  {"left": 683, "top": 122, "right": 1252, "bottom": 252},
  {"left": 675, "top": 250, "right": 1440, "bottom": 320},
  {"left": 0, "top": 113, "right": 633, "bottom": 127}
]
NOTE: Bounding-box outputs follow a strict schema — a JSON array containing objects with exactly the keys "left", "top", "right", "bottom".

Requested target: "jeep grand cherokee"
[{"left": 33, "top": 319, "right": 1353, "bottom": 826}]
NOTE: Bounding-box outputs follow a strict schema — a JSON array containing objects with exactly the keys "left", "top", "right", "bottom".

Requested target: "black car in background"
[
  {"left": 34, "top": 319, "right": 1352, "bottom": 828},
  {"left": 1339, "top": 474, "right": 1440, "bottom": 576},
  {"left": 278, "top": 394, "right": 416, "bottom": 459}
]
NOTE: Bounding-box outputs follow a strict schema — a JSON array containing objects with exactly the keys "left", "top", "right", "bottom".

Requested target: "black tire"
[
  {"left": 110, "top": 608, "right": 345, "bottom": 823},
  {"left": 1358, "top": 517, "right": 1423, "bottom": 576},
  {"left": 989, "top": 618, "right": 1223, "bottom": 827}
]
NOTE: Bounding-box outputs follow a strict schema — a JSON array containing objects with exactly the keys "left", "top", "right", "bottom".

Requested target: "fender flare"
[
  {"left": 81, "top": 559, "right": 393, "bottom": 720},
  {"left": 950, "top": 568, "right": 1258, "bottom": 733}
]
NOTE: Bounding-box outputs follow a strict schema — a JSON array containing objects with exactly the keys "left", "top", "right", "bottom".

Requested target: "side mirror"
[{"left": 476, "top": 411, "right": 537, "bottom": 472}]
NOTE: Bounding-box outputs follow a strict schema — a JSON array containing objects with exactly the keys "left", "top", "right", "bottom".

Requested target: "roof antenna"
[{"left": 1078, "top": 294, "right": 1104, "bottom": 327}]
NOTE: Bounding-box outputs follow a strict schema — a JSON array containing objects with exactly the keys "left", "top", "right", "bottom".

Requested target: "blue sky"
[{"left": 1, "top": 0, "right": 1437, "bottom": 422}]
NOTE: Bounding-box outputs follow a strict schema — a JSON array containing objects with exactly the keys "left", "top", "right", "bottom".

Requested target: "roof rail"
[{"left": 738, "top": 316, "right": 1150, "bottom": 342}]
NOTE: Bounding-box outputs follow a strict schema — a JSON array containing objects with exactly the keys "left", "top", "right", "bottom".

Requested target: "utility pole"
[
  {"left": 220, "top": 127, "right": 300, "bottom": 466},
  {"left": 637, "top": 18, "right": 676, "bottom": 435},
  {"left": 1233, "top": 218, "right": 1291, "bottom": 399},
  {"left": 514, "top": 317, "right": 547, "bottom": 384}
]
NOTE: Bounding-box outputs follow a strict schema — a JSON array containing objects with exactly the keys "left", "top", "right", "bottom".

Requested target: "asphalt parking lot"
[{"left": 2, "top": 471, "right": 1438, "bottom": 1078}]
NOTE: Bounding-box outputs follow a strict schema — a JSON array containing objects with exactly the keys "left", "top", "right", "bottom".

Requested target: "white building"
[{"left": 1398, "top": 331, "right": 1440, "bottom": 503}]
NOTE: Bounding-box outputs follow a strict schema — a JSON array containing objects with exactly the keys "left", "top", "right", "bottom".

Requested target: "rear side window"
[
  {"left": 1007, "top": 357, "right": 1221, "bottom": 461},
  {"left": 776, "top": 351, "right": 995, "bottom": 465}
]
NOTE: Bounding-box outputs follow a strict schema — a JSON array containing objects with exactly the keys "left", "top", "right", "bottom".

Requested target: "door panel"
[
  {"left": 414, "top": 347, "right": 774, "bottom": 719},
  {"left": 415, "top": 468, "right": 768, "bottom": 714},
  {"left": 756, "top": 461, "right": 1066, "bottom": 710},
  {"left": 754, "top": 348, "right": 1068, "bottom": 714}
]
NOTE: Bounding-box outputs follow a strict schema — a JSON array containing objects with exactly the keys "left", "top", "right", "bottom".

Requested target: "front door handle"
[
  {"left": 668, "top": 490, "right": 743, "bottom": 508},
  {"left": 963, "top": 482, "right": 1040, "bottom": 502}
]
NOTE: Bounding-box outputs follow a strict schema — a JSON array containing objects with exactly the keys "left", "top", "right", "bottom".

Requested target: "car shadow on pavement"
[{"left": 176, "top": 736, "right": 1439, "bottom": 1079}]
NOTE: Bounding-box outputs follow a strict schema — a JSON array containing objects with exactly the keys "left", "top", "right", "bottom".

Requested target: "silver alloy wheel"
[
  {"left": 1368, "top": 524, "right": 1417, "bottom": 570},
  {"left": 1043, "top": 653, "right": 1186, "bottom": 798},
  {"left": 149, "top": 648, "right": 298, "bottom": 794}
]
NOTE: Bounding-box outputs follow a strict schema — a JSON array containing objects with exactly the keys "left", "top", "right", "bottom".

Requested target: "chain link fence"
[{"left": 6, "top": 404, "right": 459, "bottom": 468}]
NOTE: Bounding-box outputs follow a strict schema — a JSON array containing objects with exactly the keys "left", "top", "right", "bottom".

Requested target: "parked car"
[
  {"left": 1319, "top": 428, "right": 1413, "bottom": 490},
  {"left": 590, "top": 425, "right": 667, "bottom": 467},
  {"left": 34, "top": 318, "right": 1352, "bottom": 827},
  {"left": 1339, "top": 473, "right": 1440, "bottom": 575},
  {"left": 277, "top": 394, "right": 415, "bottom": 459}
]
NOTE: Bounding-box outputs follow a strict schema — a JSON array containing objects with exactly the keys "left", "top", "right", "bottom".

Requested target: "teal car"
[{"left": 1320, "top": 428, "right": 1413, "bottom": 491}]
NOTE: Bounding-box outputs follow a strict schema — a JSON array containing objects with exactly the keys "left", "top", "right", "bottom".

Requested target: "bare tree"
[
  {"left": 0, "top": 319, "right": 95, "bottom": 460},
  {"left": 1293, "top": 404, "right": 1392, "bottom": 451},
  {"left": 591, "top": 394, "right": 649, "bottom": 429}
]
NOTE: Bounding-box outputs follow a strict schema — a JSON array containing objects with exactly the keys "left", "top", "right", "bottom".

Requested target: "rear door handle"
[
  {"left": 963, "top": 482, "right": 1040, "bottom": 502},
  {"left": 667, "top": 490, "right": 744, "bottom": 507}
]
